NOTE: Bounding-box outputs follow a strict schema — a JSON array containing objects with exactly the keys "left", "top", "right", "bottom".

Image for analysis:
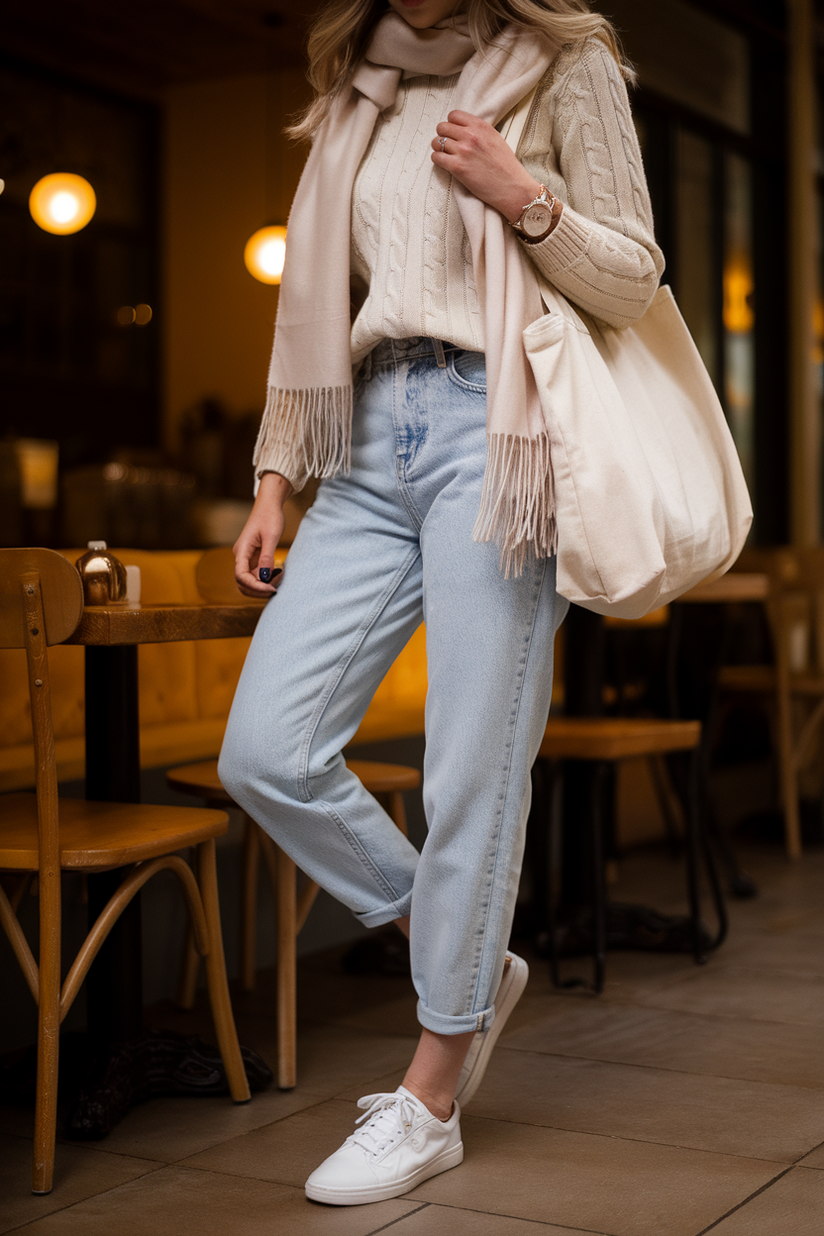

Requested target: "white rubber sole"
[
  {"left": 455, "top": 952, "right": 529, "bottom": 1107},
  {"left": 305, "top": 1140, "right": 464, "bottom": 1206}
]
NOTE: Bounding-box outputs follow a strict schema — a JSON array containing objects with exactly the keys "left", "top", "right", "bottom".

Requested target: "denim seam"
[
  {"left": 293, "top": 544, "right": 421, "bottom": 904},
  {"left": 392, "top": 361, "right": 426, "bottom": 532},
  {"left": 466, "top": 558, "right": 548, "bottom": 1016}
]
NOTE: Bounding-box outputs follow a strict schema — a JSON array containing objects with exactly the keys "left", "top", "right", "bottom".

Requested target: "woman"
[{"left": 219, "top": 0, "right": 663, "bottom": 1206}]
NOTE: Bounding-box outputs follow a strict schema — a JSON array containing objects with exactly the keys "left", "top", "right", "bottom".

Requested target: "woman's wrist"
[
  {"left": 258, "top": 470, "right": 293, "bottom": 504},
  {"left": 498, "top": 173, "right": 544, "bottom": 226}
]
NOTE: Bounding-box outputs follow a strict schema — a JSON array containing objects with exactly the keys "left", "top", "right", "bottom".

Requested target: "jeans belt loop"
[{"left": 432, "top": 338, "right": 447, "bottom": 368}]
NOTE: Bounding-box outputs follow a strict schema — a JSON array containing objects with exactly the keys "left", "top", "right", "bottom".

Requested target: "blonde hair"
[{"left": 288, "top": 0, "right": 632, "bottom": 142}]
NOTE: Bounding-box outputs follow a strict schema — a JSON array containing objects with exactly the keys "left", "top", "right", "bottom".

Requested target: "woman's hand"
[
  {"left": 233, "top": 471, "right": 292, "bottom": 598},
  {"left": 431, "top": 111, "right": 544, "bottom": 224}
]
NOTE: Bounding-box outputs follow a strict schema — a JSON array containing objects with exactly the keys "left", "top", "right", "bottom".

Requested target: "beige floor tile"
[
  {"left": 68, "top": 1086, "right": 325, "bottom": 1164},
  {"left": 463, "top": 1048, "right": 824, "bottom": 1162},
  {"left": 406, "top": 1115, "right": 780, "bottom": 1236},
  {"left": 799, "top": 1143, "right": 824, "bottom": 1169},
  {"left": 494, "top": 988, "right": 578, "bottom": 1040},
  {"left": 9, "top": 1163, "right": 419, "bottom": 1236},
  {"left": 583, "top": 949, "right": 716, "bottom": 1003},
  {"left": 179, "top": 1098, "right": 365, "bottom": 1187},
  {"left": 503, "top": 1003, "right": 824, "bottom": 1089},
  {"left": 0, "top": 1135, "right": 158, "bottom": 1236},
  {"left": 706, "top": 1165, "right": 824, "bottom": 1236},
  {"left": 718, "top": 929, "right": 824, "bottom": 976},
  {"left": 631, "top": 965, "right": 824, "bottom": 1026},
  {"left": 387, "top": 1202, "right": 602, "bottom": 1235}
]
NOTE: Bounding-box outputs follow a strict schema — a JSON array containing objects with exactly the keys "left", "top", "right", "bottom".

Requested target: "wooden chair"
[
  {"left": 535, "top": 716, "right": 727, "bottom": 993},
  {"left": 166, "top": 757, "right": 419, "bottom": 1090},
  {"left": 0, "top": 549, "right": 250, "bottom": 1195},
  {"left": 720, "top": 547, "right": 824, "bottom": 859}
]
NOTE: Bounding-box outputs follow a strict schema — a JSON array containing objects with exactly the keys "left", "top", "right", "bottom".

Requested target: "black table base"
[
  {"left": 77, "top": 645, "right": 270, "bottom": 1136},
  {"left": 535, "top": 901, "right": 717, "bottom": 990}
]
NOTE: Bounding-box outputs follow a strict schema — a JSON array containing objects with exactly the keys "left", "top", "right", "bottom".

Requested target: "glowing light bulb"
[
  {"left": 244, "top": 225, "right": 287, "bottom": 285},
  {"left": 50, "top": 191, "right": 80, "bottom": 223},
  {"left": 29, "top": 173, "right": 97, "bottom": 235}
]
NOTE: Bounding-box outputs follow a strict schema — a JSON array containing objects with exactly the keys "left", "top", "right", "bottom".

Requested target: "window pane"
[
  {"left": 603, "top": 0, "right": 750, "bottom": 135},
  {"left": 675, "top": 131, "right": 717, "bottom": 383},
  {"left": 723, "top": 152, "right": 755, "bottom": 495}
]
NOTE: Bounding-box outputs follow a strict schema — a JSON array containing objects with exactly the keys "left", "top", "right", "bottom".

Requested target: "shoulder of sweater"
[
  {"left": 521, "top": 37, "right": 632, "bottom": 160},
  {"left": 538, "top": 36, "right": 628, "bottom": 114}
]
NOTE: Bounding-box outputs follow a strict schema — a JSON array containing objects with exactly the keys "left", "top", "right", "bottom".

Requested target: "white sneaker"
[
  {"left": 455, "top": 951, "right": 529, "bottom": 1108},
  {"left": 305, "top": 1086, "right": 463, "bottom": 1206}
]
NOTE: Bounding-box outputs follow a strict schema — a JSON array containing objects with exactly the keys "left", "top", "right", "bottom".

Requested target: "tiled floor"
[{"left": 1, "top": 842, "right": 822, "bottom": 1235}]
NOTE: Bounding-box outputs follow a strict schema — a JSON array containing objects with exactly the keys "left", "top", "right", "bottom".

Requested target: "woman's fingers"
[
  {"left": 430, "top": 109, "right": 544, "bottom": 221},
  {"left": 233, "top": 526, "right": 280, "bottom": 598},
  {"left": 231, "top": 473, "right": 289, "bottom": 598}
]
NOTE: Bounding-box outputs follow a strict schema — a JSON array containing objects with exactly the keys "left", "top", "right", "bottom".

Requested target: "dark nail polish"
[{"left": 258, "top": 567, "right": 281, "bottom": 583}]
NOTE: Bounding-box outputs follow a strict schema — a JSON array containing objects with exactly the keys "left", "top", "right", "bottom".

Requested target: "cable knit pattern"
[
  {"left": 351, "top": 73, "right": 484, "bottom": 363},
  {"left": 519, "top": 40, "right": 663, "bottom": 327},
  {"left": 350, "top": 37, "right": 663, "bottom": 356}
]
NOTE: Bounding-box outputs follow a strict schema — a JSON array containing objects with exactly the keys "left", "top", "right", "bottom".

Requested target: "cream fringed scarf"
[{"left": 255, "top": 13, "right": 556, "bottom": 574}]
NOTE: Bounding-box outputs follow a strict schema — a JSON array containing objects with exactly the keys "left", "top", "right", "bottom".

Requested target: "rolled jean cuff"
[
  {"left": 416, "top": 997, "right": 496, "bottom": 1037},
  {"left": 355, "top": 889, "right": 414, "bottom": 929}
]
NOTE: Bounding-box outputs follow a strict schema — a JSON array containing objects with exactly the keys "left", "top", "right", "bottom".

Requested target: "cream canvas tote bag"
[{"left": 503, "top": 90, "right": 753, "bottom": 619}]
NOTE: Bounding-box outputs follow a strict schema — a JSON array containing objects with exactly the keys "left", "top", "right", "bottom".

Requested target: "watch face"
[{"left": 522, "top": 202, "right": 553, "bottom": 239}]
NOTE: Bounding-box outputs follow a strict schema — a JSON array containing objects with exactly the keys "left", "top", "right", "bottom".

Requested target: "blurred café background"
[{"left": 0, "top": 0, "right": 821, "bottom": 1049}]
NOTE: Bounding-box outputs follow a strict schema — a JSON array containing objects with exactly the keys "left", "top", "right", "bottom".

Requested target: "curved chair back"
[{"left": 0, "top": 548, "right": 84, "bottom": 649}]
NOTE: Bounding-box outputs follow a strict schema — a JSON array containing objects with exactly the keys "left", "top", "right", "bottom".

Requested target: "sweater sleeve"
[{"left": 518, "top": 42, "right": 664, "bottom": 329}]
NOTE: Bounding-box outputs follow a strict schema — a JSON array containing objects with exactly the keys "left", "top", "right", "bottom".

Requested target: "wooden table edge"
[{"left": 66, "top": 601, "right": 266, "bottom": 646}]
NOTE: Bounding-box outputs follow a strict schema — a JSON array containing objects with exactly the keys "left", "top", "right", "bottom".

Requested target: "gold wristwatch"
[{"left": 510, "top": 184, "right": 556, "bottom": 244}]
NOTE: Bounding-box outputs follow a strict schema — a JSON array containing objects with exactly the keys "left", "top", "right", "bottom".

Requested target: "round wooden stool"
[
  {"left": 166, "top": 757, "right": 420, "bottom": 1088},
  {"left": 535, "top": 717, "right": 727, "bottom": 993}
]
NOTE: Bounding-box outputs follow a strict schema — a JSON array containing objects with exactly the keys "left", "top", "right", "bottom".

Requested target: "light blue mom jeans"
[{"left": 219, "top": 338, "right": 567, "bottom": 1036}]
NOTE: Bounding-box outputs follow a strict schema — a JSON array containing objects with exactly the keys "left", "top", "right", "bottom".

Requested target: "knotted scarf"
[{"left": 255, "top": 12, "right": 557, "bottom": 573}]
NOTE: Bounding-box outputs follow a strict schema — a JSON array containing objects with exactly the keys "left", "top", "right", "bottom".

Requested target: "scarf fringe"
[
  {"left": 472, "top": 432, "right": 557, "bottom": 579},
  {"left": 253, "top": 385, "right": 353, "bottom": 486}
]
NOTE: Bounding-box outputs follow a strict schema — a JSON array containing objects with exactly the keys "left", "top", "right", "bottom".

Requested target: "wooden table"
[
  {"left": 677, "top": 573, "right": 769, "bottom": 605},
  {"left": 64, "top": 599, "right": 264, "bottom": 1133},
  {"left": 67, "top": 601, "right": 263, "bottom": 803}
]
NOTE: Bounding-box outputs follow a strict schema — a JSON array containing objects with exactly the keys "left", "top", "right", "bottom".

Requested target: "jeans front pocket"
[{"left": 447, "top": 349, "right": 487, "bottom": 392}]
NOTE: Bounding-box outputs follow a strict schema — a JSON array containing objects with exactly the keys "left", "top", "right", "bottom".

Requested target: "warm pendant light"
[
  {"left": 244, "top": 67, "right": 289, "bottom": 286},
  {"left": 29, "top": 173, "right": 97, "bottom": 235},
  {"left": 244, "top": 224, "right": 287, "bottom": 284}
]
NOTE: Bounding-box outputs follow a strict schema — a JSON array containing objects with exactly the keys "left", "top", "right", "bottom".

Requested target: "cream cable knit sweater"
[{"left": 349, "top": 38, "right": 664, "bottom": 366}]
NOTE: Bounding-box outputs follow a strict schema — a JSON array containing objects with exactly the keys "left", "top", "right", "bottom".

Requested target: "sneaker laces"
[{"left": 348, "top": 1091, "right": 421, "bottom": 1157}]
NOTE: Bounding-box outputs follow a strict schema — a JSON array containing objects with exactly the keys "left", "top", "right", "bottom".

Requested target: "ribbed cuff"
[{"left": 523, "top": 204, "right": 591, "bottom": 277}]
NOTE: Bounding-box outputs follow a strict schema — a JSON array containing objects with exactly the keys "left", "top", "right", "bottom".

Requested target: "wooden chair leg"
[
  {"left": 32, "top": 865, "right": 61, "bottom": 1194},
  {"left": 275, "top": 845, "right": 298, "bottom": 1091},
  {"left": 387, "top": 791, "right": 409, "bottom": 837},
  {"left": 240, "top": 816, "right": 260, "bottom": 991},
  {"left": 683, "top": 750, "right": 707, "bottom": 965},
  {"left": 197, "top": 839, "right": 251, "bottom": 1103},
  {"left": 176, "top": 920, "right": 201, "bottom": 1010},
  {"left": 776, "top": 688, "right": 803, "bottom": 860},
  {"left": 590, "top": 762, "right": 608, "bottom": 994},
  {"left": 255, "top": 831, "right": 298, "bottom": 1089}
]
